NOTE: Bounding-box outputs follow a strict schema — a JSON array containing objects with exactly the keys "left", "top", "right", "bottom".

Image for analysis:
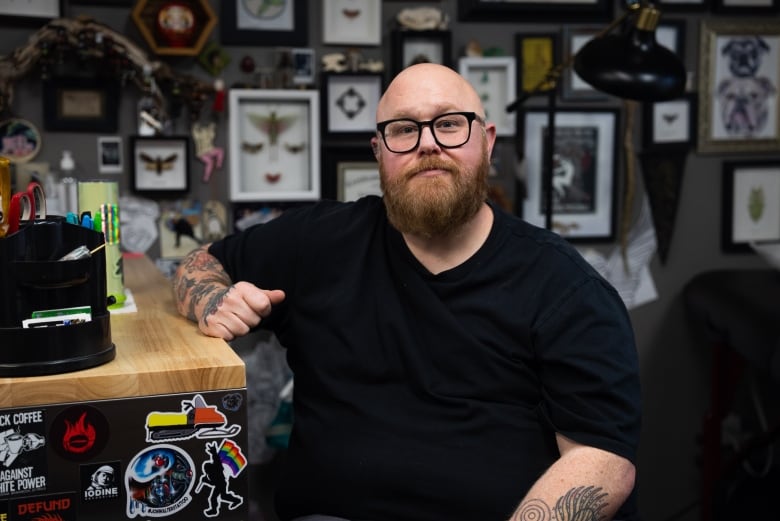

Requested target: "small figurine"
[{"left": 192, "top": 122, "right": 224, "bottom": 183}]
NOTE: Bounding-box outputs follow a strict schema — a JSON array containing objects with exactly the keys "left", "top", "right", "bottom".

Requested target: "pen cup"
[{"left": 78, "top": 180, "right": 125, "bottom": 309}]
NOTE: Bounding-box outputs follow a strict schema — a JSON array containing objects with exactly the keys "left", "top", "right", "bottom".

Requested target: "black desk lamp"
[{"left": 507, "top": 1, "right": 687, "bottom": 232}]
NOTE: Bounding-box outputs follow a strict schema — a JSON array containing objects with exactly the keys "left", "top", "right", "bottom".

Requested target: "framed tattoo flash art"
[
  {"left": 721, "top": 160, "right": 780, "bottom": 252},
  {"left": 698, "top": 20, "right": 780, "bottom": 154},
  {"left": 391, "top": 30, "right": 452, "bottom": 76},
  {"left": 457, "top": 0, "right": 612, "bottom": 22},
  {"left": 522, "top": 108, "right": 619, "bottom": 241},
  {"left": 130, "top": 135, "right": 190, "bottom": 194},
  {"left": 321, "top": 72, "right": 383, "bottom": 139},
  {"left": 219, "top": 0, "right": 307, "bottom": 46},
  {"left": 228, "top": 89, "right": 320, "bottom": 202},
  {"left": 458, "top": 56, "right": 516, "bottom": 137},
  {"left": 322, "top": 0, "right": 381, "bottom": 46}
]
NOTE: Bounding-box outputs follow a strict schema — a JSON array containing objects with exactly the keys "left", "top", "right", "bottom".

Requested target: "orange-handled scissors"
[{"left": 0, "top": 156, "right": 47, "bottom": 238}]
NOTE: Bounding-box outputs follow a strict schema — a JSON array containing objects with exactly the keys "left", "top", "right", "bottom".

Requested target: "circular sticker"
[
  {"left": 125, "top": 444, "right": 195, "bottom": 517},
  {"left": 49, "top": 404, "right": 110, "bottom": 461},
  {"left": 0, "top": 118, "right": 41, "bottom": 163}
]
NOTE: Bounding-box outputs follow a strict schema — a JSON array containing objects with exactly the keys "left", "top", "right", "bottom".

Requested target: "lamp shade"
[{"left": 573, "top": 8, "right": 686, "bottom": 101}]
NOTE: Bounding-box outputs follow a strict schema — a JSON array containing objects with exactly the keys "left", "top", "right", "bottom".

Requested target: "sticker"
[
  {"left": 80, "top": 461, "right": 121, "bottom": 502},
  {"left": 0, "top": 409, "right": 47, "bottom": 497},
  {"left": 9, "top": 492, "right": 76, "bottom": 521},
  {"left": 220, "top": 393, "right": 243, "bottom": 413},
  {"left": 49, "top": 406, "right": 109, "bottom": 462},
  {"left": 144, "top": 394, "right": 241, "bottom": 443},
  {"left": 125, "top": 444, "right": 195, "bottom": 518},
  {"left": 195, "top": 439, "right": 246, "bottom": 517}
]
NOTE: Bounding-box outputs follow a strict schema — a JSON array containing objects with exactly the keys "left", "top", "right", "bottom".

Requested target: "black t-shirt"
[{"left": 209, "top": 197, "right": 641, "bottom": 521}]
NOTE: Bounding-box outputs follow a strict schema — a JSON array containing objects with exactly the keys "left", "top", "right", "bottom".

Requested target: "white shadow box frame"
[
  {"left": 229, "top": 89, "right": 320, "bottom": 202},
  {"left": 698, "top": 20, "right": 780, "bottom": 154},
  {"left": 322, "top": 72, "right": 383, "bottom": 139},
  {"left": 522, "top": 108, "right": 619, "bottom": 242},
  {"left": 722, "top": 160, "right": 780, "bottom": 252},
  {"left": 130, "top": 135, "right": 190, "bottom": 195},
  {"left": 322, "top": 0, "right": 381, "bottom": 46},
  {"left": 563, "top": 26, "right": 610, "bottom": 101},
  {"left": 458, "top": 56, "right": 516, "bottom": 137}
]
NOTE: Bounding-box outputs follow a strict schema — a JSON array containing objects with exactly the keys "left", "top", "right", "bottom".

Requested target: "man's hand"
[{"left": 199, "top": 282, "right": 286, "bottom": 340}]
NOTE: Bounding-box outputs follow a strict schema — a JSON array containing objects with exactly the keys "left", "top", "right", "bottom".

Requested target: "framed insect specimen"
[
  {"left": 228, "top": 89, "right": 320, "bottom": 202},
  {"left": 321, "top": 72, "right": 383, "bottom": 139},
  {"left": 642, "top": 93, "right": 697, "bottom": 151},
  {"left": 322, "top": 0, "right": 381, "bottom": 46},
  {"left": 391, "top": 30, "right": 452, "bottom": 76},
  {"left": 219, "top": 0, "right": 307, "bottom": 46},
  {"left": 130, "top": 135, "right": 190, "bottom": 195},
  {"left": 721, "top": 160, "right": 780, "bottom": 252},
  {"left": 458, "top": 56, "right": 516, "bottom": 137}
]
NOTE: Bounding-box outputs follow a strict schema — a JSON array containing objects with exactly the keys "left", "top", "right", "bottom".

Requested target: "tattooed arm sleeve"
[
  {"left": 509, "top": 435, "right": 636, "bottom": 521},
  {"left": 172, "top": 244, "right": 231, "bottom": 323}
]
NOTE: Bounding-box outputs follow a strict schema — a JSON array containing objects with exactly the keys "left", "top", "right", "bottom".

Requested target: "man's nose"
[{"left": 418, "top": 124, "right": 439, "bottom": 150}]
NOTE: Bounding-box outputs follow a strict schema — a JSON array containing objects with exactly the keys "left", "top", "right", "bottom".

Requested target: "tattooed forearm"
[
  {"left": 172, "top": 244, "right": 233, "bottom": 322},
  {"left": 202, "top": 285, "right": 233, "bottom": 327},
  {"left": 514, "top": 486, "right": 608, "bottom": 521}
]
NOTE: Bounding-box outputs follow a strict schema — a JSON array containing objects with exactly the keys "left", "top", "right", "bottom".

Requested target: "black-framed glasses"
[{"left": 376, "top": 112, "right": 483, "bottom": 153}]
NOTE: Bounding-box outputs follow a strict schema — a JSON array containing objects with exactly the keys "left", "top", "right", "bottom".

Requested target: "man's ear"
[{"left": 370, "top": 138, "right": 380, "bottom": 158}]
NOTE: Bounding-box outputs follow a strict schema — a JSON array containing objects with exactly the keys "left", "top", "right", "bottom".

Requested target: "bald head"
[{"left": 377, "top": 63, "right": 486, "bottom": 122}]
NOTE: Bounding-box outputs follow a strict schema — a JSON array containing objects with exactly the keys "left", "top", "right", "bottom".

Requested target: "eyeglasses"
[{"left": 376, "top": 112, "right": 483, "bottom": 153}]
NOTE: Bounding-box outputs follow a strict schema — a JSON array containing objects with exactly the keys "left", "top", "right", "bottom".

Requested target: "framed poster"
[
  {"left": 42, "top": 77, "right": 119, "bottom": 133},
  {"left": 458, "top": 56, "right": 516, "bottom": 137},
  {"left": 321, "top": 72, "right": 383, "bottom": 139},
  {"left": 322, "top": 0, "right": 381, "bottom": 45},
  {"left": 219, "top": 0, "right": 307, "bottom": 46},
  {"left": 522, "top": 108, "right": 619, "bottom": 241},
  {"left": 697, "top": 20, "right": 780, "bottom": 154},
  {"left": 721, "top": 160, "right": 780, "bottom": 252},
  {"left": 457, "top": 0, "right": 612, "bottom": 22},
  {"left": 130, "top": 136, "right": 190, "bottom": 194},
  {"left": 228, "top": 89, "right": 320, "bottom": 201}
]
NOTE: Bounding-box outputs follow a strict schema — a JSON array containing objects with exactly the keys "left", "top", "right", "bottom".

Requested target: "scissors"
[{"left": 0, "top": 156, "right": 47, "bottom": 238}]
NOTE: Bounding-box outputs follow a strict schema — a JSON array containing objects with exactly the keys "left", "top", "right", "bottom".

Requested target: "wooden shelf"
[{"left": 131, "top": 0, "right": 216, "bottom": 57}]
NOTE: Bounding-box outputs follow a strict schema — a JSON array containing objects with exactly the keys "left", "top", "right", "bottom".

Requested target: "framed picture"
[
  {"left": 563, "top": 26, "right": 609, "bottom": 101},
  {"left": 697, "top": 20, "right": 780, "bottom": 154},
  {"left": 656, "top": 19, "right": 687, "bottom": 61},
  {"left": 321, "top": 72, "right": 383, "bottom": 139},
  {"left": 391, "top": 30, "right": 452, "bottom": 76},
  {"left": 0, "top": 0, "right": 62, "bottom": 23},
  {"left": 219, "top": 0, "right": 307, "bottom": 46},
  {"left": 291, "top": 48, "right": 316, "bottom": 85},
  {"left": 322, "top": 145, "right": 379, "bottom": 201},
  {"left": 97, "top": 136, "right": 123, "bottom": 174},
  {"left": 130, "top": 136, "right": 190, "bottom": 194},
  {"left": 42, "top": 76, "right": 119, "bottom": 133},
  {"left": 457, "top": 0, "right": 612, "bottom": 22},
  {"left": 721, "top": 160, "right": 780, "bottom": 252},
  {"left": 228, "top": 89, "right": 320, "bottom": 202},
  {"left": 514, "top": 32, "right": 559, "bottom": 99},
  {"left": 0, "top": 118, "right": 41, "bottom": 164},
  {"left": 522, "top": 108, "right": 619, "bottom": 241},
  {"left": 655, "top": 0, "right": 710, "bottom": 11},
  {"left": 322, "top": 0, "right": 381, "bottom": 46},
  {"left": 713, "top": 0, "right": 779, "bottom": 14},
  {"left": 458, "top": 56, "right": 516, "bottom": 137},
  {"left": 642, "top": 93, "right": 697, "bottom": 151}
]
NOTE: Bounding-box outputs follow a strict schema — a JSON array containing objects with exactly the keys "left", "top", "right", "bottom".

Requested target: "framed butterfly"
[{"left": 139, "top": 153, "right": 178, "bottom": 174}]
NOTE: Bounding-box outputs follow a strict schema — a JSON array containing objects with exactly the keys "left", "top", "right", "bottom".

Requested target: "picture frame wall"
[
  {"left": 698, "top": 20, "right": 780, "bottom": 154},
  {"left": 522, "top": 108, "right": 619, "bottom": 242},
  {"left": 228, "top": 89, "right": 320, "bottom": 202},
  {"left": 721, "top": 160, "right": 780, "bottom": 252},
  {"left": 130, "top": 135, "right": 190, "bottom": 195},
  {"left": 458, "top": 56, "right": 516, "bottom": 137}
]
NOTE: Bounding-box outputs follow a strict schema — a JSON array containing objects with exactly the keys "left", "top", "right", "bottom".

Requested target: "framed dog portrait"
[
  {"left": 458, "top": 56, "right": 516, "bottom": 137},
  {"left": 228, "top": 89, "right": 320, "bottom": 201},
  {"left": 522, "top": 108, "right": 619, "bottom": 241},
  {"left": 698, "top": 20, "right": 780, "bottom": 154},
  {"left": 721, "top": 160, "right": 780, "bottom": 252}
]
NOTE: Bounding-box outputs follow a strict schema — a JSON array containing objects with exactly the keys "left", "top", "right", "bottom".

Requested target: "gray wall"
[{"left": 2, "top": 2, "right": 777, "bottom": 520}]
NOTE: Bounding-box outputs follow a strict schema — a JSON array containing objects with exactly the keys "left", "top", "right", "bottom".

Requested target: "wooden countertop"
[{"left": 0, "top": 254, "right": 246, "bottom": 408}]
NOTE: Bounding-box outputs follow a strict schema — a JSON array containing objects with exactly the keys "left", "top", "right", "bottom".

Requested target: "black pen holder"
[{"left": 0, "top": 218, "right": 115, "bottom": 376}]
